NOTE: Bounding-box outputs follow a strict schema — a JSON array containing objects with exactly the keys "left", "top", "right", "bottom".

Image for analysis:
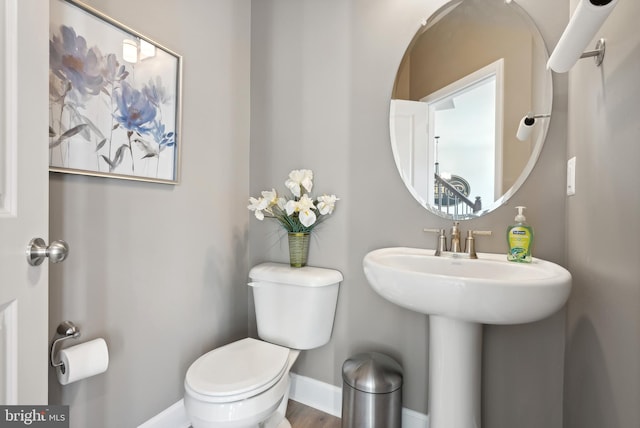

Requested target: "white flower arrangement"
[{"left": 248, "top": 169, "right": 339, "bottom": 232}]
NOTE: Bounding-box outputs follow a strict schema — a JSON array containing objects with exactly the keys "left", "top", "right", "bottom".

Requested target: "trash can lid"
[{"left": 342, "top": 352, "right": 403, "bottom": 393}]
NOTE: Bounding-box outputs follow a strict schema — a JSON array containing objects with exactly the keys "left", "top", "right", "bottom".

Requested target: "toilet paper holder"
[{"left": 50, "top": 321, "right": 81, "bottom": 373}]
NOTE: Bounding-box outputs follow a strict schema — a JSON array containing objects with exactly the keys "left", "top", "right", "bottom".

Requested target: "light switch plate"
[{"left": 567, "top": 157, "right": 576, "bottom": 196}]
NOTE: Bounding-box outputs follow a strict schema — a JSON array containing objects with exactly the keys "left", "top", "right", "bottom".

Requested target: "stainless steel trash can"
[{"left": 341, "top": 352, "right": 403, "bottom": 428}]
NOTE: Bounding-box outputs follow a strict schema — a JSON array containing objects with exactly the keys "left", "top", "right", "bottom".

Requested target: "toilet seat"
[{"left": 185, "top": 338, "right": 290, "bottom": 403}]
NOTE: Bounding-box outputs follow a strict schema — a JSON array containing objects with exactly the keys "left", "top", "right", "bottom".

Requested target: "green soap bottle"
[{"left": 507, "top": 206, "right": 533, "bottom": 263}]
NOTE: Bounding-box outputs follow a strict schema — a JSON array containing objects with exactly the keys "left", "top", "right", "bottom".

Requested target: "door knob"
[{"left": 26, "top": 238, "right": 69, "bottom": 266}]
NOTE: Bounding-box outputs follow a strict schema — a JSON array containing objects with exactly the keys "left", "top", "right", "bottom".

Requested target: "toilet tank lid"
[{"left": 250, "top": 262, "right": 343, "bottom": 287}]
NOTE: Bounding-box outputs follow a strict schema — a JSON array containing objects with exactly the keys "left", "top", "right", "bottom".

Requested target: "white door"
[
  {"left": 0, "top": 0, "right": 50, "bottom": 404},
  {"left": 389, "top": 99, "right": 429, "bottom": 205}
]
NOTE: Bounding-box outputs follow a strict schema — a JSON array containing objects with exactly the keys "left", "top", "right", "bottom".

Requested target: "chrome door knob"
[{"left": 26, "top": 238, "right": 69, "bottom": 266}]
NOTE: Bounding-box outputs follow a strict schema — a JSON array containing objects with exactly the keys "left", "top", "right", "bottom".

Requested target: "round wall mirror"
[{"left": 390, "top": 0, "right": 552, "bottom": 220}]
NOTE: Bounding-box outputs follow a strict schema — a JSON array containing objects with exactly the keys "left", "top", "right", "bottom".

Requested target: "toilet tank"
[{"left": 249, "top": 262, "right": 343, "bottom": 350}]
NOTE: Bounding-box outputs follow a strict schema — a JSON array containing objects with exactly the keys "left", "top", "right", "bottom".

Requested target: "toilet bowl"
[
  {"left": 184, "top": 263, "right": 343, "bottom": 428},
  {"left": 185, "top": 338, "right": 299, "bottom": 428}
]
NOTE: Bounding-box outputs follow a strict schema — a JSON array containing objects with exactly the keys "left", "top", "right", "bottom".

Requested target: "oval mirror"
[{"left": 390, "top": 0, "right": 552, "bottom": 220}]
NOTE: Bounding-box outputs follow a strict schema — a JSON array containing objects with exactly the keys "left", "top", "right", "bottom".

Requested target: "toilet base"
[
  {"left": 278, "top": 418, "right": 291, "bottom": 428},
  {"left": 188, "top": 419, "right": 290, "bottom": 428},
  {"left": 186, "top": 371, "right": 293, "bottom": 428}
]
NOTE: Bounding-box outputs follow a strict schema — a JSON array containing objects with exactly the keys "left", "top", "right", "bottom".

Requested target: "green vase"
[{"left": 288, "top": 232, "right": 310, "bottom": 268}]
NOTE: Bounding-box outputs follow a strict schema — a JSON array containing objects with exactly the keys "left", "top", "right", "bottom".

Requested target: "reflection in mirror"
[{"left": 390, "top": 0, "right": 552, "bottom": 220}]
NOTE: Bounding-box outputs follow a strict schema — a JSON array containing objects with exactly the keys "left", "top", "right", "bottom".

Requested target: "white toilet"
[{"left": 184, "top": 262, "right": 343, "bottom": 428}]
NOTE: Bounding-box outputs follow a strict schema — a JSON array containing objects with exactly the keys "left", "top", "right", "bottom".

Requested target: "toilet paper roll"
[
  {"left": 547, "top": 0, "right": 618, "bottom": 72},
  {"left": 516, "top": 116, "right": 534, "bottom": 141},
  {"left": 56, "top": 338, "right": 109, "bottom": 385}
]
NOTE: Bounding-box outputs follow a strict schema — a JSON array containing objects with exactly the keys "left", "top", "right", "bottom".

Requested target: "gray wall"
[
  {"left": 563, "top": 0, "right": 640, "bottom": 427},
  {"left": 250, "top": 0, "right": 569, "bottom": 427},
  {"left": 48, "top": 1, "right": 251, "bottom": 426}
]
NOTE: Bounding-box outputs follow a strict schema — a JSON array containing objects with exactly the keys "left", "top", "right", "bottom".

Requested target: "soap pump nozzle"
[{"left": 515, "top": 206, "right": 527, "bottom": 223}]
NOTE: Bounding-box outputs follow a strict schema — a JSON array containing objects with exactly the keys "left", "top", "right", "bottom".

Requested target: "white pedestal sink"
[{"left": 363, "top": 247, "right": 572, "bottom": 428}]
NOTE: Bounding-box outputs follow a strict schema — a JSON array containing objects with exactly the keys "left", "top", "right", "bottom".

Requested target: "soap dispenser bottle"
[{"left": 507, "top": 206, "right": 534, "bottom": 263}]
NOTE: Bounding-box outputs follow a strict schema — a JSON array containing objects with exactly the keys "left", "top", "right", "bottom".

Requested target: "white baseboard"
[
  {"left": 138, "top": 374, "right": 429, "bottom": 428},
  {"left": 289, "top": 373, "right": 343, "bottom": 417},
  {"left": 401, "top": 407, "right": 430, "bottom": 428},
  {"left": 137, "top": 398, "right": 190, "bottom": 428},
  {"left": 289, "top": 372, "right": 429, "bottom": 428}
]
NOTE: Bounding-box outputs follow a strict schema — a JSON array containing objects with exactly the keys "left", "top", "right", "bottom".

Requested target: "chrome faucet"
[{"left": 424, "top": 223, "right": 492, "bottom": 259}]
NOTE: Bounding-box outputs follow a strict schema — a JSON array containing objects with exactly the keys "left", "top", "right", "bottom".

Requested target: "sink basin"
[
  {"left": 363, "top": 247, "right": 571, "bottom": 324},
  {"left": 363, "top": 247, "right": 572, "bottom": 428}
]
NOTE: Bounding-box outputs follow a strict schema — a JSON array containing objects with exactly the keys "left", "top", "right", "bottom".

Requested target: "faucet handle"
[
  {"left": 465, "top": 230, "right": 492, "bottom": 259},
  {"left": 424, "top": 228, "right": 447, "bottom": 256}
]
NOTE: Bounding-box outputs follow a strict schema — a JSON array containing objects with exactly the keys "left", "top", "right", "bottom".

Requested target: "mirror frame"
[{"left": 389, "top": 0, "right": 553, "bottom": 220}]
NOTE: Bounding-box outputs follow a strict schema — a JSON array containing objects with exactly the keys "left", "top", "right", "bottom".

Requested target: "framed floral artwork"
[{"left": 49, "top": 0, "right": 182, "bottom": 184}]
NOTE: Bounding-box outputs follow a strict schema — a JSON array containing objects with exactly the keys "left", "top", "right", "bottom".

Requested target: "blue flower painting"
[
  {"left": 49, "top": 0, "right": 181, "bottom": 183},
  {"left": 113, "top": 81, "right": 157, "bottom": 135}
]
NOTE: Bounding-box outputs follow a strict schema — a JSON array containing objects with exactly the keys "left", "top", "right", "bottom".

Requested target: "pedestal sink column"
[{"left": 429, "top": 315, "right": 482, "bottom": 428}]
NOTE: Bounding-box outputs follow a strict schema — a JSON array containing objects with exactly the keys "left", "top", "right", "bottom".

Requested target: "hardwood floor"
[{"left": 286, "top": 400, "right": 342, "bottom": 428}]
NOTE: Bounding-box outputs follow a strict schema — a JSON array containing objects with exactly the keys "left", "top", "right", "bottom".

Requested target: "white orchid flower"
[
  {"left": 248, "top": 196, "right": 267, "bottom": 220},
  {"left": 299, "top": 208, "right": 317, "bottom": 227},
  {"left": 284, "top": 194, "right": 314, "bottom": 214},
  {"left": 297, "top": 194, "right": 315, "bottom": 210},
  {"left": 284, "top": 194, "right": 318, "bottom": 227},
  {"left": 285, "top": 169, "right": 313, "bottom": 197},
  {"left": 317, "top": 194, "right": 339, "bottom": 215},
  {"left": 261, "top": 189, "right": 278, "bottom": 207},
  {"left": 284, "top": 199, "right": 297, "bottom": 216},
  {"left": 297, "top": 194, "right": 317, "bottom": 227}
]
